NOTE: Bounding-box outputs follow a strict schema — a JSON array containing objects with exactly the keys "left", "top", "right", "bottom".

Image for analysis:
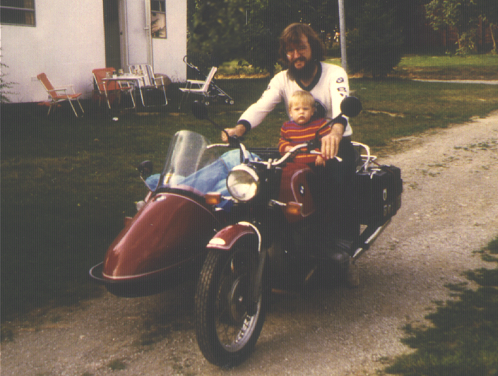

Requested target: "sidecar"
[{"left": 89, "top": 130, "right": 234, "bottom": 297}]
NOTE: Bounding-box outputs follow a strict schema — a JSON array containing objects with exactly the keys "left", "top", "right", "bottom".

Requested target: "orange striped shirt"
[{"left": 278, "top": 118, "right": 331, "bottom": 164}]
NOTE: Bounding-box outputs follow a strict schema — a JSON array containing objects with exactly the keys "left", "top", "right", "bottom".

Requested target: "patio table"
[{"left": 102, "top": 74, "right": 145, "bottom": 110}]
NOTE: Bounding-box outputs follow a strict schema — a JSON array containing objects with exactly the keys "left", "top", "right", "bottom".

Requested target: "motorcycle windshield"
[{"left": 156, "top": 130, "right": 232, "bottom": 196}]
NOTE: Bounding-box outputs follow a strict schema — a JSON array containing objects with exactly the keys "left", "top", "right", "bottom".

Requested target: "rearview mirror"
[
  {"left": 191, "top": 100, "right": 208, "bottom": 120},
  {"left": 137, "top": 160, "right": 153, "bottom": 179},
  {"left": 340, "top": 96, "right": 362, "bottom": 118}
]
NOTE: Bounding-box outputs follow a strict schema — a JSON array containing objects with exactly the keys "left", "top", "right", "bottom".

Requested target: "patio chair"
[
  {"left": 37, "top": 73, "right": 84, "bottom": 117},
  {"left": 92, "top": 68, "right": 136, "bottom": 110},
  {"left": 128, "top": 64, "right": 170, "bottom": 107}
]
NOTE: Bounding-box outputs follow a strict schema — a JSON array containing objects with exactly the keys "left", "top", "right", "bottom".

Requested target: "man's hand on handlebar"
[
  {"left": 320, "top": 123, "right": 344, "bottom": 160},
  {"left": 221, "top": 124, "right": 246, "bottom": 142}
]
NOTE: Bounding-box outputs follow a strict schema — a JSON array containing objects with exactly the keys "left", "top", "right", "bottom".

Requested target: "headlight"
[{"left": 227, "top": 165, "right": 260, "bottom": 202}]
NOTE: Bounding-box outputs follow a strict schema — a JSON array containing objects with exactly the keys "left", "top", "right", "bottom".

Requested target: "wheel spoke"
[{"left": 195, "top": 246, "right": 266, "bottom": 365}]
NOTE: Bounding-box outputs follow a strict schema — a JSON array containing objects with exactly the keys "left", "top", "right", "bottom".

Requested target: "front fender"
[{"left": 207, "top": 223, "right": 259, "bottom": 251}]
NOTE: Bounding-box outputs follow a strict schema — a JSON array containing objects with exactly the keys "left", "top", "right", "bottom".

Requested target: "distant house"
[{"left": 1, "top": 0, "right": 187, "bottom": 104}]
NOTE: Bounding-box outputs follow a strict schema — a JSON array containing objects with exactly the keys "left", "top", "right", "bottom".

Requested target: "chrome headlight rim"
[{"left": 226, "top": 165, "right": 260, "bottom": 202}]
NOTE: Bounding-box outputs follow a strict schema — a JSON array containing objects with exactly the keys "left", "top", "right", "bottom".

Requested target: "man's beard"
[{"left": 288, "top": 58, "right": 317, "bottom": 81}]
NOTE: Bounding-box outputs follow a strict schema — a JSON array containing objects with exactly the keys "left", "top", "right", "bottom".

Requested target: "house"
[{"left": 0, "top": 0, "right": 187, "bottom": 104}]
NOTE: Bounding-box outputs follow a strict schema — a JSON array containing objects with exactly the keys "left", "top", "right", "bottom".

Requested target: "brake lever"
[
  {"left": 307, "top": 139, "right": 342, "bottom": 162},
  {"left": 309, "top": 150, "right": 343, "bottom": 162}
]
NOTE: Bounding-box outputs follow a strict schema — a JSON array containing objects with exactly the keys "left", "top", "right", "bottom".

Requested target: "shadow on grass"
[{"left": 385, "top": 238, "right": 498, "bottom": 376}]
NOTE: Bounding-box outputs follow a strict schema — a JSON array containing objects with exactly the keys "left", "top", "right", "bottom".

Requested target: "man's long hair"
[{"left": 278, "top": 23, "right": 326, "bottom": 66}]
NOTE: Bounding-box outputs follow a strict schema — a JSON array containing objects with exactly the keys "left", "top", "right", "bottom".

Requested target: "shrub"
[
  {"left": 1, "top": 53, "right": 15, "bottom": 103},
  {"left": 346, "top": 0, "right": 404, "bottom": 78}
]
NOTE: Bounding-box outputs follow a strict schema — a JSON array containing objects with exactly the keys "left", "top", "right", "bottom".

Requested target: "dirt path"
[{"left": 2, "top": 112, "right": 498, "bottom": 376}]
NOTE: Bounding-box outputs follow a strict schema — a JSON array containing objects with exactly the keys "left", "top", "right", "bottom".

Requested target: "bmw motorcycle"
[{"left": 90, "top": 97, "right": 402, "bottom": 366}]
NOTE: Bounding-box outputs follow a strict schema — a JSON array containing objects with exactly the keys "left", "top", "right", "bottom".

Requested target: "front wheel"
[{"left": 195, "top": 245, "right": 266, "bottom": 367}]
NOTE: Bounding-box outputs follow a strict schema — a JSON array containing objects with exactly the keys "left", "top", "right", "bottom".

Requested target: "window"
[
  {"left": 151, "top": 0, "right": 166, "bottom": 38},
  {"left": 1, "top": 0, "right": 36, "bottom": 26}
]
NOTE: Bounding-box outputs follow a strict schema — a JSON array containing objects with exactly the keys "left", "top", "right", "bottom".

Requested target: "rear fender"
[{"left": 207, "top": 222, "right": 260, "bottom": 252}]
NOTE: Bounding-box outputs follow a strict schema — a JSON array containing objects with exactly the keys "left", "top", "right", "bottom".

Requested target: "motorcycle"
[{"left": 90, "top": 96, "right": 402, "bottom": 366}]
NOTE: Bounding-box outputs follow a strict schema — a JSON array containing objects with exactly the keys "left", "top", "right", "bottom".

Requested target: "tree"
[
  {"left": 187, "top": 0, "right": 247, "bottom": 70},
  {"left": 346, "top": 0, "right": 404, "bottom": 78},
  {"left": 476, "top": 0, "right": 498, "bottom": 53},
  {"left": 425, "top": 0, "right": 481, "bottom": 54},
  {"left": 187, "top": 0, "right": 340, "bottom": 76},
  {"left": 242, "top": 0, "right": 298, "bottom": 77}
]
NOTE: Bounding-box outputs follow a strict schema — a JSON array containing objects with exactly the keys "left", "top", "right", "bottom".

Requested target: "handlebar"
[{"left": 272, "top": 142, "right": 342, "bottom": 167}]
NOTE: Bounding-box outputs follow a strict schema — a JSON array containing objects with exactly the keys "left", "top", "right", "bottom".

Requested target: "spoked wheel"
[{"left": 195, "top": 246, "right": 266, "bottom": 367}]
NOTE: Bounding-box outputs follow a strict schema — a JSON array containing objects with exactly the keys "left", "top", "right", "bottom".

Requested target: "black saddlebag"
[{"left": 356, "top": 165, "right": 402, "bottom": 225}]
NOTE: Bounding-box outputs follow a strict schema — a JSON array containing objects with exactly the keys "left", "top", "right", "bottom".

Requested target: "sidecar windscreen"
[{"left": 156, "top": 130, "right": 227, "bottom": 195}]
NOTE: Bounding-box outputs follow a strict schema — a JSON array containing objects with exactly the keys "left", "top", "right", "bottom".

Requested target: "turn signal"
[
  {"left": 286, "top": 202, "right": 303, "bottom": 217},
  {"left": 205, "top": 192, "right": 222, "bottom": 206}
]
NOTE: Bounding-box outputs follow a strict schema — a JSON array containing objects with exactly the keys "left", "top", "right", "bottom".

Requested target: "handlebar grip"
[{"left": 309, "top": 150, "right": 342, "bottom": 162}]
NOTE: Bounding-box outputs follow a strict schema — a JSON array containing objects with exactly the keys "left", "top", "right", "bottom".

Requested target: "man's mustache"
[{"left": 291, "top": 57, "right": 307, "bottom": 65}]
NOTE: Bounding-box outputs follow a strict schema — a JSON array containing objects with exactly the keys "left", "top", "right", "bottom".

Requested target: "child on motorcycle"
[
  {"left": 279, "top": 90, "right": 329, "bottom": 165},
  {"left": 279, "top": 90, "right": 358, "bottom": 268}
]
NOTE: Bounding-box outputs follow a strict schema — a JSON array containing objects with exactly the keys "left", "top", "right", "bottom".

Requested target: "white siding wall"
[
  {"left": 125, "top": 0, "right": 187, "bottom": 82},
  {"left": 1, "top": 0, "right": 106, "bottom": 103},
  {"left": 1, "top": 0, "right": 186, "bottom": 103},
  {"left": 152, "top": 0, "right": 187, "bottom": 82}
]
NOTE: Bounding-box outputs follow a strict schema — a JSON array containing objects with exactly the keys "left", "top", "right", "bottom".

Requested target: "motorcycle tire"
[{"left": 195, "top": 246, "right": 266, "bottom": 367}]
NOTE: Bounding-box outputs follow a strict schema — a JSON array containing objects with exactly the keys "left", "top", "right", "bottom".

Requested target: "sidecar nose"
[{"left": 102, "top": 193, "right": 219, "bottom": 283}]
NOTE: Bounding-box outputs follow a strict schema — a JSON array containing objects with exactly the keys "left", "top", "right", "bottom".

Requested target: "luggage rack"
[{"left": 352, "top": 141, "right": 378, "bottom": 172}]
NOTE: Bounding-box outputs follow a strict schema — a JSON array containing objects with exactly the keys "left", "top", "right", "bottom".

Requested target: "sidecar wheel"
[{"left": 195, "top": 246, "right": 266, "bottom": 367}]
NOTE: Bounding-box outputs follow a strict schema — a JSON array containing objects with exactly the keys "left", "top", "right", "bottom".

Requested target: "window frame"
[
  {"left": 0, "top": 0, "right": 36, "bottom": 27},
  {"left": 150, "top": 0, "right": 166, "bottom": 39}
]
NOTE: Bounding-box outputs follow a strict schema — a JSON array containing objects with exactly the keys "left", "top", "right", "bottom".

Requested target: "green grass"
[
  {"left": 1, "top": 58, "right": 498, "bottom": 324},
  {"left": 395, "top": 54, "right": 498, "bottom": 80},
  {"left": 398, "top": 54, "right": 498, "bottom": 68},
  {"left": 385, "top": 237, "right": 498, "bottom": 376},
  {"left": 325, "top": 54, "right": 498, "bottom": 80},
  {"left": 348, "top": 79, "right": 498, "bottom": 150},
  {"left": 217, "top": 59, "right": 271, "bottom": 77}
]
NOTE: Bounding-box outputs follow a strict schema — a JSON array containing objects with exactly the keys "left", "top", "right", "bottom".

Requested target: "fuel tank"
[
  {"left": 278, "top": 162, "right": 316, "bottom": 223},
  {"left": 102, "top": 192, "right": 220, "bottom": 286}
]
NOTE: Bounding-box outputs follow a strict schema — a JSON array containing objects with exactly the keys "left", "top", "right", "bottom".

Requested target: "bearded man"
[{"left": 223, "top": 23, "right": 358, "bottom": 267}]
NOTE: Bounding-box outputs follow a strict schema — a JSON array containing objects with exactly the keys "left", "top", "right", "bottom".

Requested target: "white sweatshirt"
[{"left": 238, "top": 62, "right": 352, "bottom": 137}]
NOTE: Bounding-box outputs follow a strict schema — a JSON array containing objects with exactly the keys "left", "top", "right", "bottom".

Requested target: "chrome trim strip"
[
  {"left": 238, "top": 221, "right": 262, "bottom": 254},
  {"left": 352, "top": 219, "right": 391, "bottom": 261}
]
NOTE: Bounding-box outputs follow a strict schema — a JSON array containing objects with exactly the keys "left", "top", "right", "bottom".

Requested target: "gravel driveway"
[{"left": 3, "top": 112, "right": 498, "bottom": 376}]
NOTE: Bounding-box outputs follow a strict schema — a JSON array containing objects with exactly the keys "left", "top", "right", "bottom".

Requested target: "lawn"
[
  {"left": 1, "top": 56, "right": 498, "bottom": 325},
  {"left": 386, "top": 238, "right": 498, "bottom": 376},
  {"left": 394, "top": 54, "right": 498, "bottom": 80},
  {"left": 326, "top": 54, "right": 498, "bottom": 80}
]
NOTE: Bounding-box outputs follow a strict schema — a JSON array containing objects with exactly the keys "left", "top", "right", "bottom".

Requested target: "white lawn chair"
[{"left": 128, "top": 64, "right": 170, "bottom": 107}]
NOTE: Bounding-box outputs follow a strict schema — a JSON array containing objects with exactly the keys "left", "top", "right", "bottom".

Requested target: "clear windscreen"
[{"left": 158, "top": 130, "right": 232, "bottom": 195}]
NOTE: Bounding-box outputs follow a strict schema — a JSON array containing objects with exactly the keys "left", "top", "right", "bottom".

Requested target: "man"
[
  {"left": 223, "top": 22, "right": 350, "bottom": 162},
  {"left": 223, "top": 23, "right": 358, "bottom": 268}
]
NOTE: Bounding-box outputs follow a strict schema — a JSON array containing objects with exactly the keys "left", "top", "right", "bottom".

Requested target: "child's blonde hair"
[{"left": 289, "top": 90, "right": 315, "bottom": 109}]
